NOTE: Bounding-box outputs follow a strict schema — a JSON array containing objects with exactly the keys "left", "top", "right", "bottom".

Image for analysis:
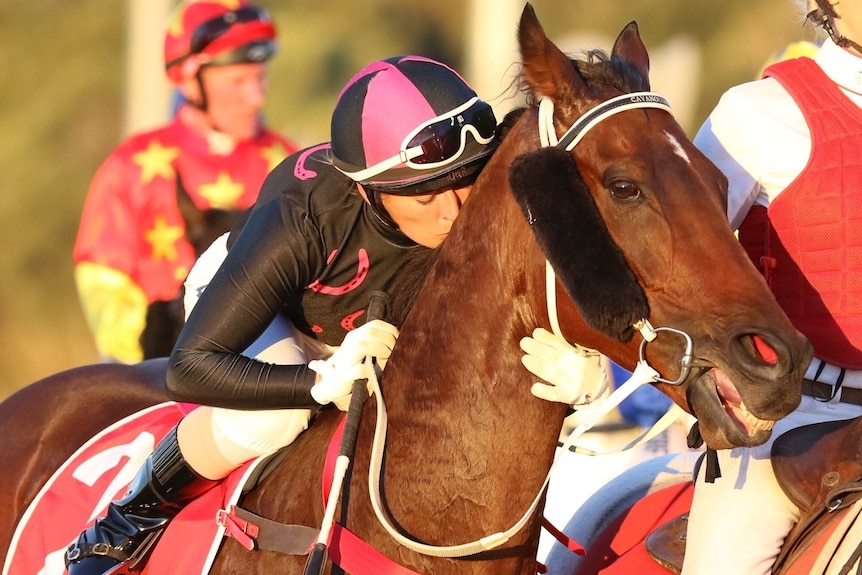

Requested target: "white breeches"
[
  {"left": 682, "top": 395, "right": 862, "bottom": 575},
  {"left": 178, "top": 233, "right": 324, "bottom": 477}
]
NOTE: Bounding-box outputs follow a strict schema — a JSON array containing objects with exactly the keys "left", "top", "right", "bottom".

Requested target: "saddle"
[
  {"left": 643, "top": 416, "right": 862, "bottom": 574},
  {"left": 771, "top": 416, "right": 862, "bottom": 574}
]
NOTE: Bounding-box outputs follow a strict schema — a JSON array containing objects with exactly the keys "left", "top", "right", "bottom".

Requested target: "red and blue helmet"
[{"left": 164, "top": 0, "right": 276, "bottom": 83}]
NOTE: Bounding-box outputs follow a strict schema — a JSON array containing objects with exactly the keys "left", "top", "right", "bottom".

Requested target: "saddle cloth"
[{"left": 3, "top": 402, "right": 263, "bottom": 575}]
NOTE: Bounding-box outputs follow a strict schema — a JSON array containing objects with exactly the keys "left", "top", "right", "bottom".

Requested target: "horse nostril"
[{"left": 752, "top": 334, "right": 779, "bottom": 365}]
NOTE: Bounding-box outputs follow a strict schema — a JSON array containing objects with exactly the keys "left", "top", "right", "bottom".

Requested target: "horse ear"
[
  {"left": 509, "top": 147, "right": 650, "bottom": 342},
  {"left": 611, "top": 21, "right": 651, "bottom": 89},
  {"left": 517, "top": 3, "right": 585, "bottom": 103}
]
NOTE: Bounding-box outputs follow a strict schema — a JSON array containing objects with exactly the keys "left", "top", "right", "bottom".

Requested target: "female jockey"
[
  {"left": 684, "top": 1, "right": 862, "bottom": 573},
  {"left": 65, "top": 55, "right": 606, "bottom": 575}
]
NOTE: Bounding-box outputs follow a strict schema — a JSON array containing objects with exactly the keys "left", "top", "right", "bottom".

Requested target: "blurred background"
[{"left": 0, "top": 0, "right": 817, "bottom": 400}]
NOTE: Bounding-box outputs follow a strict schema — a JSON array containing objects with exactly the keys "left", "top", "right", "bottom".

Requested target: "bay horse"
[{"left": 0, "top": 5, "right": 812, "bottom": 574}]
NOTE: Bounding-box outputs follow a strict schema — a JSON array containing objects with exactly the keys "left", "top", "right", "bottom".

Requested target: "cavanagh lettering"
[{"left": 629, "top": 94, "right": 664, "bottom": 104}]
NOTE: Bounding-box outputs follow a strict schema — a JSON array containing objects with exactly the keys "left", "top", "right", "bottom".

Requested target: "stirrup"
[{"left": 65, "top": 541, "right": 128, "bottom": 564}]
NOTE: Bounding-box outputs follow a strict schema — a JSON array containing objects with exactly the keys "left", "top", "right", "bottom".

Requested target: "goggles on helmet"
[
  {"left": 343, "top": 97, "right": 497, "bottom": 183},
  {"left": 188, "top": 6, "right": 272, "bottom": 56}
]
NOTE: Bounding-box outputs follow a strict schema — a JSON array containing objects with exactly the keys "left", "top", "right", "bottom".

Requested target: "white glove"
[
  {"left": 309, "top": 320, "right": 399, "bottom": 410},
  {"left": 520, "top": 328, "right": 611, "bottom": 405}
]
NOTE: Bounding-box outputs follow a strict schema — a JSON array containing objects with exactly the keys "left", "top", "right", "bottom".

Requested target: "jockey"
[
  {"left": 684, "top": 1, "right": 862, "bottom": 573},
  {"left": 73, "top": 0, "right": 297, "bottom": 364},
  {"left": 65, "top": 55, "right": 609, "bottom": 575}
]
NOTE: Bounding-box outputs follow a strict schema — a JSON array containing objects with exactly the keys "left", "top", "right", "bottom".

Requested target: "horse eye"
[{"left": 607, "top": 180, "right": 642, "bottom": 201}]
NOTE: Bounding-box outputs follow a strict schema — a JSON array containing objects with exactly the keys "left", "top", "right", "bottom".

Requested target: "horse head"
[{"left": 504, "top": 4, "right": 812, "bottom": 450}]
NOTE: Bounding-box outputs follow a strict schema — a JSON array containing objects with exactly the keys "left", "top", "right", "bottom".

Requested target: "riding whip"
[{"left": 302, "top": 291, "right": 390, "bottom": 575}]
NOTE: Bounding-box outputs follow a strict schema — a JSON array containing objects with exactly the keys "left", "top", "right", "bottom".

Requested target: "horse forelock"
[{"left": 575, "top": 50, "right": 650, "bottom": 95}]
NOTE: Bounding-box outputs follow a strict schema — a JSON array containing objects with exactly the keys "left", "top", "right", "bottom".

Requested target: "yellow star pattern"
[
  {"left": 133, "top": 141, "right": 180, "bottom": 184},
  {"left": 198, "top": 172, "right": 245, "bottom": 209},
  {"left": 145, "top": 215, "right": 184, "bottom": 262},
  {"left": 261, "top": 142, "right": 288, "bottom": 172}
]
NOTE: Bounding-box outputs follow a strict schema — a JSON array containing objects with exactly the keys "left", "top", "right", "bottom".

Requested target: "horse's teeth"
[{"left": 739, "top": 400, "right": 774, "bottom": 432}]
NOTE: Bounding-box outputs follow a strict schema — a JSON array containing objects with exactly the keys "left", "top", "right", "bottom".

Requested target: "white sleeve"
[
  {"left": 694, "top": 113, "right": 759, "bottom": 230},
  {"left": 693, "top": 79, "right": 810, "bottom": 231}
]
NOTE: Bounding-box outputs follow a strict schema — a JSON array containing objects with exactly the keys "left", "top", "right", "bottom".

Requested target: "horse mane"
[
  {"left": 576, "top": 48, "right": 651, "bottom": 93},
  {"left": 520, "top": 47, "right": 650, "bottom": 107}
]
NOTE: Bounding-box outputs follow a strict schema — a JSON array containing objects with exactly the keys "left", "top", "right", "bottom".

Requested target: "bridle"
[
  {"left": 538, "top": 92, "right": 696, "bottom": 386},
  {"left": 808, "top": 5, "right": 862, "bottom": 55}
]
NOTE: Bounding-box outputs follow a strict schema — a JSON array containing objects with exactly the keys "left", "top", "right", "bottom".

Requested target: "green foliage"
[{"left": 0, "top": 0, "right": 811, "bottom": 398}]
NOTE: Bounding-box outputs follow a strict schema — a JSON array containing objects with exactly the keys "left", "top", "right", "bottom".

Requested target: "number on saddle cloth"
[{"left": 4, "top": 404, "right": 182, "bottom": 575}]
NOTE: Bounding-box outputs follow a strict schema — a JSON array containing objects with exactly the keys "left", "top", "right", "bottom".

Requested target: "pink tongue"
[
  {"left": 713, "top": 369, "right": 742, "bottom": 405},
  {"left": 713, "top": 369, "right": 754, "bottom": 432},
  {"left": 753, "top": 335, "right": 778, "bottom": 365}
]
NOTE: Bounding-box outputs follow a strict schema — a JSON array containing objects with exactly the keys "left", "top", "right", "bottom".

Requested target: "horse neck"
[
  {"left": 369, "top": 141, "right": 569, "bottom": 539},
  {"left": 384, "top": 144, "right": 543, "bottom": 414}
]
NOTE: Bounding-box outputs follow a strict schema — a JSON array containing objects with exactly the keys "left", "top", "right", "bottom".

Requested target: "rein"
[
  {"left": 358, "top": 92, "right": 693, "bottom": 559},
  {"left": 364, "top": 356, "right": 660, "bottom": 557}
]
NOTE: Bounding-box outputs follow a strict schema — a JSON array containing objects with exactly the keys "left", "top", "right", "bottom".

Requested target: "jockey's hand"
[
  {"left": 520, "top": 328, "right": 611, "bottom": 406},
  {"left": 309, "top": 320, "right": 399, "bottom": 410}
]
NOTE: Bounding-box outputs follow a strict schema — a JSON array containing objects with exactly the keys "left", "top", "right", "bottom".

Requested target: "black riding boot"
[{"left": 65, "top": 425, "right": 216, "bottom": 574}]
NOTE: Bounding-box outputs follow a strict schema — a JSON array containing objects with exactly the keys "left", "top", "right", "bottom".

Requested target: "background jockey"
[
  {"left": 64, "top": 54, "right": 609, "bottom": 575},
  {"left": 73, "top": 0, "right": 298, "bottom": 364},
  {"left": 683, "top": 1, "right": 862, "bottom": 573}
]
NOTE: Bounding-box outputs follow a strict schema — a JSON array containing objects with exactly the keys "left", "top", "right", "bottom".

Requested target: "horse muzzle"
[{"left": 655, "top": 327, "right": 812, "bottom": 450}]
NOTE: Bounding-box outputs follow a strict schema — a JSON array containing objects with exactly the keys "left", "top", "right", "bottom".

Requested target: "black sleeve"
[{"left": 166, "top": 194, "right": 324, "bottom": 410}]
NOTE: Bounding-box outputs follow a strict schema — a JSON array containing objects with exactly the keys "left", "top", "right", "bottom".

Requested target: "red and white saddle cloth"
[
  {"left": 3, "top": 403, "right": 424, "bottom": 575},
  {"left": 3, "top": 402, "right": 266, "bottom": 575},
  {"left": 5, "top": 403, "right": 578, "bottom": 575}
]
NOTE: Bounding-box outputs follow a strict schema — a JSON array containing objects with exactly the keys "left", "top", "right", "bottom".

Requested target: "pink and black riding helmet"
[{"left": 330, "top": 55, "right": 499, "bottom": 198}]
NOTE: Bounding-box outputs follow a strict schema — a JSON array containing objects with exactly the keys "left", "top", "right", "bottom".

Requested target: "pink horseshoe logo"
[
  {"left": 341, "top": 310, "right": 365, "bottom": 331},
  {"left": 309, "top": 249, "right": 369, "bottom": 295},
  {"left": 294, "top": 143, "right": 330, "bottom": 180}
]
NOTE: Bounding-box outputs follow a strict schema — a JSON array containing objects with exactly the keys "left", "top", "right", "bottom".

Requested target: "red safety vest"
[{"left": 737, "top": 57, "right": 862, "bottom": 368}]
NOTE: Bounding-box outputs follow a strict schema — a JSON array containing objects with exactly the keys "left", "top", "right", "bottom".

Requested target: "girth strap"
[{"left": 222, "top": 506, "right": 424, "bottom": 575}]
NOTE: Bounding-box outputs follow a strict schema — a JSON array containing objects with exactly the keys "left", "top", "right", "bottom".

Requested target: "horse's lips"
[{"left": 708, "top": 368, "right": 775, "bottom": 436}]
